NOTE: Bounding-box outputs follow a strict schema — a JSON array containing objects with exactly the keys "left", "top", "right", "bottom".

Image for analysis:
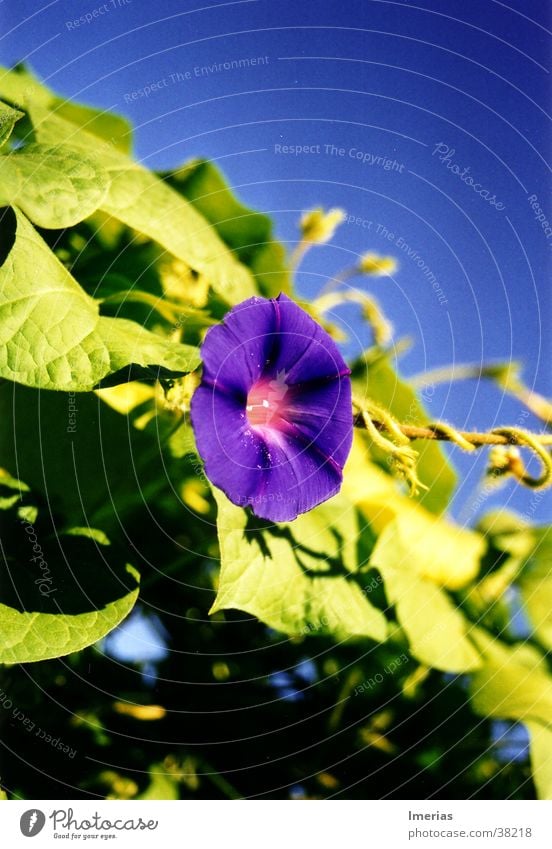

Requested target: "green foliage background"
[{"left": 0, "top": 67, "right": 550, "bottom": 800}]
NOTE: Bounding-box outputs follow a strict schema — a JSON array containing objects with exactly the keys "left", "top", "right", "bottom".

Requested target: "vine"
[{"left": 353, "top": 399, "right": 552, "bottom": 492}]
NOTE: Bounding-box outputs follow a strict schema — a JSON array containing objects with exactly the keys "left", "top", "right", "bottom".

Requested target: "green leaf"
[
  {"left": 0, "top": 207, "right": 200, "bottom": 390},
  {"left": 469, "top": 629, "right": 552, "bottom": 798},
  {"left": 476, "top": 510, "right": 535, "bottom": 558},
  {"left": 526, "top": 721, "right": 552, "bottom": 800},
  {"left": 92, "top": 317, "right": 200, "bottom": 383},
  {"left": 0, "top": 64, "right": 131, "bottom": 153},
  {"left": 0, "top": 64, "right": 52, "bottom": 111},
  {"left": 0, "top": 383, "right": 168, "bottom": 530},
  {"left": 0, "top": 468, "right": 30, "bottom": 511},
  {"left": 344, "top": 437, "right": 483, "bottom": 592},
  {"left": 165, "top": 159, "right": 272, "bottom": 259},
  {"left": 249, "top": 241, "right": 291, "bottom": 298},
  {"left": 212, "top": 489, "right": 388, "bottom": 642},
  {"left": 0, "top": 506, "right": 139, "bottom": 664},
  {"left": 372, "top": 506, "right": 484, "bottom": 590},
  {"left": 138, "top": 766, "right": 179, "bottom": 800},
  {"left": 0, "top": 100, "right": 23, "bottom": 148},
  {"left": 371, "top": 517, "right": 482, "bottom": 672},
  {"left": 163, "top": 159, "right": 291, "bottom": 297},
  {"left": 351, "top": 352, "right": 457, "bottom": 513},
  {"left": 0, "top": 567, "right": 139, "bottom": 665},
  {"left": 470, "top": 629, "right": 552, "bottom": 727},
  {"left": 51, "top": 98, "right": 132, "bottom": 154},
  {"left": 0, "top": 68, "right": 256, "bottom": 300},
  {"left": 476, "top": 514, "right": 552, "bottom": 650},
  {"left": 517, "top": 528, "right": 552, "bottom": 651},
  {"left": 27, "top": 107, "right": 256, "bottom": 304},
  {"left": 0, "top": 144, "right": 110, "bottom": 228}
]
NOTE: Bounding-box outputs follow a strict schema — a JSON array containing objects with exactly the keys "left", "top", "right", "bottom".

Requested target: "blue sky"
[{"left": 1, "top": 0, "right": 550, "bottom": 522}]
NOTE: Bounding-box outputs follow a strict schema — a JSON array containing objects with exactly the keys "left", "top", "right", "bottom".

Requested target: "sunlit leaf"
[
  {"left": 0, "top": 99, "right": 23, "bottom": 148},
  {"left": 343, "top": 433, "right": 482, "bottom": 589},
  {"left": 212, "top": 489, "right": 387, "bottom": 642},
  {"left": 0, "top": 207, "right": 199, "bottom": 390},
  {"left": 477, "top": 513, "right": 552, "bottom": 650},
  {"left": 470, "top": 629, "right": 552, "bottom": 727},
  {"left": 517, "top": 528, "right": 552, "bottom": 651},
  {"left": 0, "top": 143, "right": 109, "bottom": 228},
  {"left": 0, "top": 64, "right": 52, "bottom": 110},
  {"left": 0, "top": 64, "right": 132, "bottom": 152},
  {"left": 371, "top": 518, "right": 481, "bottom": 672},
  {"left": 26, "top": 106, "right": 256, "bottom": 304},
  {"left": 52, "top": 98, "right": 133, "bottom": 154},
  {"left": 163, "top": 158, "right": 291, "bottom": 297},
  {"left": 526, "top": 721, "right": 552, "bottom": 800},
  {"left": 138, "top": 766, "right": 179, "bottom": 800},
  {"left": 470, "top": 629, "right": 552, "bottom": 798}
]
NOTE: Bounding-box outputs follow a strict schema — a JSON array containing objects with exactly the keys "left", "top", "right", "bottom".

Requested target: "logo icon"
[{"left": 20, "top": 809, "right": 46, "bottom": 837}]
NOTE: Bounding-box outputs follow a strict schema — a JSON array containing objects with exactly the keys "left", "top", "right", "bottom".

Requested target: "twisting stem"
[
  {"left": 355, "top": 401, "right": 427, "bottom": 495},
  {"left": 315, "top": 289, "right": 392, "bottom": 347},
  {"left": 354, "top": 416, "right": 552, "bottom": 447},
  {"left": 317, "top": 266, "right": 357, "bottom": 296},
  {"left": 289, "top": 239, "right": 311, "bottom": 271},
  {"left": 354, "top": 406, "right": 552, "bottom": 491},
  {"left": 491, "top": 427, "right": 552, "bottom": 488}
]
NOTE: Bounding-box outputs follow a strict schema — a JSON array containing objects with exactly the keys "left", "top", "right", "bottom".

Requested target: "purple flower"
[{"left": 191, "top": 294, "right": 353, "bottom": 522}]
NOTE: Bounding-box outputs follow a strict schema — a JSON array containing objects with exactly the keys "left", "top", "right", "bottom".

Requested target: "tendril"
[{"left": 353, "top": 403, "right": 552, "bottom": 492}]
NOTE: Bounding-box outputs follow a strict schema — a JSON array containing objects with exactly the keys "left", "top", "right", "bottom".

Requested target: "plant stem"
[{"left": 355, "top": 416, "right": 552, "bottom": 447}]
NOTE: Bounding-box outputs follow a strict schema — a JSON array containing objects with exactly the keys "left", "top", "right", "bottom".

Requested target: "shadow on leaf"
[
  {"left": 244, "top": 511, "right": 353, "bottom": 578},
  {"left": 0, "top": 508, "right": 138, "bottom": 615}
]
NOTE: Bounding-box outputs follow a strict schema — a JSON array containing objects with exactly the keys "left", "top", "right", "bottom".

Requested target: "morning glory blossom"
[{"left": 191, "top": 294, "right": 353, "bottom": 522}]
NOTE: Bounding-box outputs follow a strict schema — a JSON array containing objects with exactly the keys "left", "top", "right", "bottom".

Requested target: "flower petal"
[
  {"left": 272, "top": 294, "right": 350, "bottom": 386},
  {"left": 281, "top": 379, "right": 353, "bottom": 469},
  {"left": 192, "top": 293, "right": 354, "bottom": 521},
  {"left": 191, "top": 385, "right": 268, "bottom": 504},
  {"left": 200, "top": 296, "right": 277, "bottom": 396},
  {"left": 254, "top": 430, "right": 344, "bottom": 522}
]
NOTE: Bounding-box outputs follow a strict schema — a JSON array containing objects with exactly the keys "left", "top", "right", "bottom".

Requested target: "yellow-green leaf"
[
  {"left": 469, "top": 629, "right": 552, "bottom": 799},
  {"left": 0, "top": 143, "right": 109, "bottom": 228},
  {"left": 0, "top": 207, "right": 199, "bottom": 390},
  {"left": 212, "top": 490, "right": 387, "bottom": 643},
  {"left": 164, "top": 159, "right": 291, "bottom": 297},
  {"left": 0, "top": 64, "right": 131, "bottom": 152},
  {"left": 343, "top": 434, "right": 483, "bottom": 590},
  {"left": 0, "top": 520, "right": 139, "bottom": 664},
  {"left": 526, "top": 721, "right": 552, "bottom": 800},
  {"left": 371, "top": 517, "right": 482, "bottom": 672},
  {"left": 0, "top": 99, "right": 23, "bottom": 148},
  {"left": 27, "top": 106, "right": 256, "bottom": 304},
  {"left": 518, "top": 528, "right": 552, "bottom": 650},
  {"left": 470, "top": 629, "right": 552, "bottom": 726}
]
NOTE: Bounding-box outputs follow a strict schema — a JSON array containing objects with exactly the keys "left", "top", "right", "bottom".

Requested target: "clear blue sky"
[{"left": 1, "top": 0, "right": 550, "bottom": 522}]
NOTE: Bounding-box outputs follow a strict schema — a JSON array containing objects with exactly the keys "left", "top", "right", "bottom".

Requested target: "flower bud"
[
  {"left": 358, "top": 252, "right": 397, "bottom": 276},
  {"left": 300, "top": 207, "right": 345, "bottom": 244}
]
